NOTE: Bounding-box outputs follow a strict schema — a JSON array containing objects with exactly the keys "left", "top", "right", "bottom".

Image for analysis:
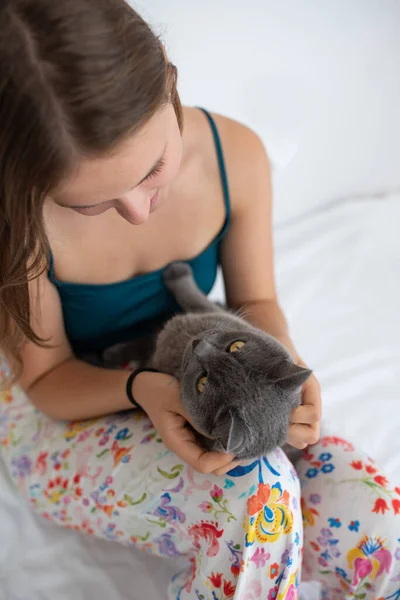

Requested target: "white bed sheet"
[
  {"left": 273, "top": 193, "right": 400, "bottom": 481},
  {"left": 1, "top": 193, "right": 399, "bottom": 600}
]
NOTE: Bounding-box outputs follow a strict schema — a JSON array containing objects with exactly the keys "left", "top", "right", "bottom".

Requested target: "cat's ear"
[
  {"left": 270, "top": 360, "right": 312, "bottom": 391},
  {"left": 221, "top": 410, "right": 246, "bottom": 455}
]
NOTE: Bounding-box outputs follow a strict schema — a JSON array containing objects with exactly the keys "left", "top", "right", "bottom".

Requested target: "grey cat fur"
[{"left": 104, "top": 262, "right": 312, "bottom": 459}]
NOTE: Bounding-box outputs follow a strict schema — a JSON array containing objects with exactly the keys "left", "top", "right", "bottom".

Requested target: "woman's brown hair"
[{"left": 0, "top": 0, "right": 182, "bottom": 379}]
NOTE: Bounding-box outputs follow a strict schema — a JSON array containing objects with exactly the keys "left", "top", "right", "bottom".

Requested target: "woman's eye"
[
  {"left": 229, "top": 341, "right": 246, "bottom": 353},
  {"left": 74, "top": 206, "right": 97, "bottom": 213},
  {"left": 144, "top": 158, "right": 165, "bottom": 182},
  {"left": 72, "top": 204, "right": 111, "bottom": 215},
  {"left": 197, "top": 375, "right": 208, "bottom": 393}
]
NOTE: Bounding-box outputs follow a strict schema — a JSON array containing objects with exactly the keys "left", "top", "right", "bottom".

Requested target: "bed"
[{"left": 1, "top": 1, "right": 400, "bottom": 598}]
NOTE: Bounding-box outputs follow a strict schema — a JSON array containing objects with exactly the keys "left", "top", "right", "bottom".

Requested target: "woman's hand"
[
  {"left": 287, "top": 359, "right": 322, "bottom": 449},
  {"left": 133, "top": 371, "right": 238, "bottom": 475}
]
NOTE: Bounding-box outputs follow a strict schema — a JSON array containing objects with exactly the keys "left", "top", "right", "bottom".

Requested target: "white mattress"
[{"left": 1, "top": 193, "right": 399, "bottom": 600}]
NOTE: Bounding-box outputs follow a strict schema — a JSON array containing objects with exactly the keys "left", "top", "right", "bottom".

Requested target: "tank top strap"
[
  {"left": 197, "top": 108, "right": 231, "bottom": 226},
  {"left": 48, "top": 249, "right": 57, "bottom": 284}
]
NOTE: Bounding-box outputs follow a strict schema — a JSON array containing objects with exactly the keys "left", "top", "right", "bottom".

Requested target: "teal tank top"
[{"left": 49, "top": 109, "right": 231, "bottom": 357}]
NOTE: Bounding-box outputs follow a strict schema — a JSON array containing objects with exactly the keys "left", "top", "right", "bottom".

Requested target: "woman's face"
[{"left": 51, "top": 103, "right": 182, "bottom": 225}]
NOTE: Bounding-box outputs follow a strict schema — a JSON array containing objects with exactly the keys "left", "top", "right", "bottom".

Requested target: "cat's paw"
[{"left": 163, "top": 261, "right": 192, "bottom": 283}]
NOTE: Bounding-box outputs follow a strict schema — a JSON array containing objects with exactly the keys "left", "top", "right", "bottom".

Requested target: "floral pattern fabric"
[
  {"left": 1, "top": 371, "right": 399, "bottom": 599},
  {"left": 298, "top": 438, "right": 400, "bottom": 599}
]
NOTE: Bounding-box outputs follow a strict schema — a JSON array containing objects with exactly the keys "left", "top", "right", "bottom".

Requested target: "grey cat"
[{"left": 104, "top": 262, "right": 312, "bottom": 460}]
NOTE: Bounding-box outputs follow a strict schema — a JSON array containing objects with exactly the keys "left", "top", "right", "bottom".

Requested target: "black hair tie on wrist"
[{"left": 126, "top": 368, "right": 159, "bottom": 409}]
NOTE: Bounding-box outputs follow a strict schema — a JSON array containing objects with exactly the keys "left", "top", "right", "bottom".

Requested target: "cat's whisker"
[
  {"left": 235, "top": 305, "right": 251, "bottom": 320},
  {"left": 212, "top": 315, "right": 240, "bottom": 332}
]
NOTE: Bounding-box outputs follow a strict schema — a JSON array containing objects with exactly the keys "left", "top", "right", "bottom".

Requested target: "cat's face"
[{"left": 180, "top": 328, "right": 311, "bottom": 458}]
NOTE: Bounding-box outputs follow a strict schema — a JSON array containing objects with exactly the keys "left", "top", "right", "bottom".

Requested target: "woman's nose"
[{"left": 116, "top": 192, "right": 151, "bottom": 225}]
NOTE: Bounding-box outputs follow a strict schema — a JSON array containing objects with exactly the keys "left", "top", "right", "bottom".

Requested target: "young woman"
[{"left": 0, "top": 1, "right": 398, "bottom": 598}]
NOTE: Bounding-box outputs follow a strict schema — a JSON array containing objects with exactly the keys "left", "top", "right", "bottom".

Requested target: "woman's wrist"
[
  {"left": 126, "top": 368, "right": 158, "bottom": 409},
  {"left": 130, "top": 370, "right": 154, "bottom": 411},
  {"left": 275, "top": 333, "right": 300, "bottom": 360},
  {"left": 130, "top": 370, "right": 176, "bottom": 412}
]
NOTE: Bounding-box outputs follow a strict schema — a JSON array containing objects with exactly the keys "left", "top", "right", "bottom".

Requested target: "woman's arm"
[
  {"left": 215, "top": 114, "right": 321, "bottom": 448},
  {"left": 20, "top": 273, "right": 132, "bottom": 419}
]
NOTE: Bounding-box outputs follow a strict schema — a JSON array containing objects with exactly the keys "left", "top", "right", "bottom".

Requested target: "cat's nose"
[{"left": 193, "top": 339, "right": 214, "bottom": 357}]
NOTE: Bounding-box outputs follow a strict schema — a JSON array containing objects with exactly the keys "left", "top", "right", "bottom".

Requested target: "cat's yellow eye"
[
  {"left": 229, "top": 341, "right": 246, "bottom": 353},
  {"left": 197, "top": 376, "right": 208, "bottom": 393}
]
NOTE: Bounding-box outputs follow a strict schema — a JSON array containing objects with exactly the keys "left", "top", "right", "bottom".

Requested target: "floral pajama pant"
[{"left": 1, "top": 377, "right": 399, "bottom": 599}]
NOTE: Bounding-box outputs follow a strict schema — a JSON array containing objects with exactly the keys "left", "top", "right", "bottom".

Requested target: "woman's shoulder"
[
  {"left": 183, "top": 106, "right": 265, "bottom": 160},
  {"left": 182, "top": 107, "right": 270, "bottom": 213}
]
